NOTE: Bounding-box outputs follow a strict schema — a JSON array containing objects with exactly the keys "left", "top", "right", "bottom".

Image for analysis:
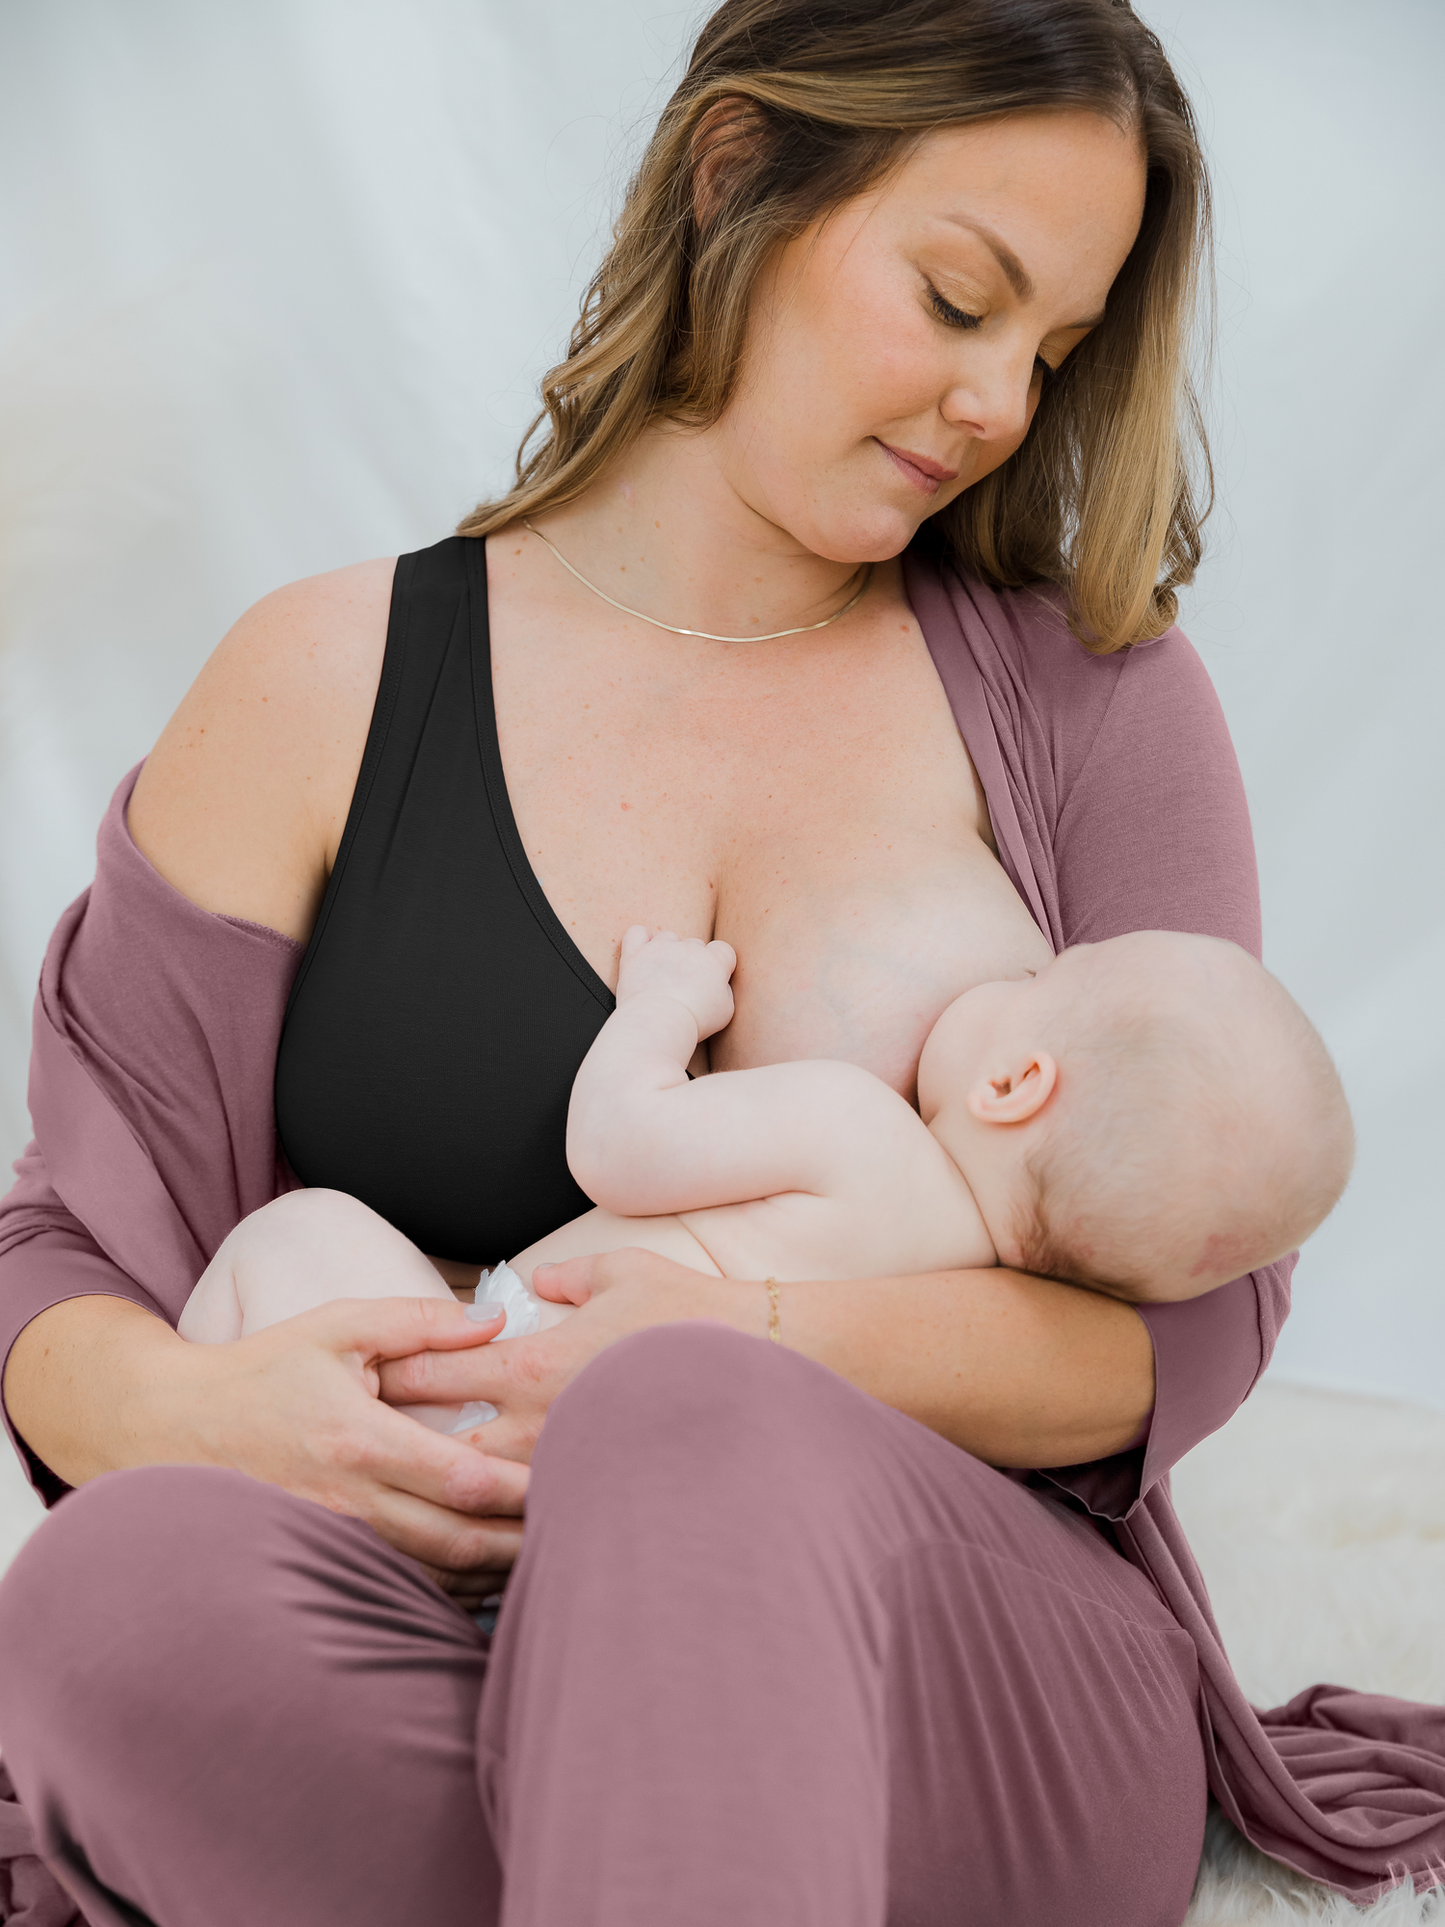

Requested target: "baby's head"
[{"left": 918, "top": 932, "right": 1354, "bottom": 1303}]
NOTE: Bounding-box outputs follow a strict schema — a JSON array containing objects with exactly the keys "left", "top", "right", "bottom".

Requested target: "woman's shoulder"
[
  {"left": 127, "top": 556, "right": 398, "bottom": 945},
  {"left": 910, "top": 545, "right": 1199, "bottom": 681},
  {"left": 906, "top": 545, "right": 1221, "bottom": 760}
]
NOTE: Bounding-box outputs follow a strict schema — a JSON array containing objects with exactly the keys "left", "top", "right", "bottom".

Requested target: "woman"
[{"left": 0, "top": 1, "right": 1441, "bottom": 1922}]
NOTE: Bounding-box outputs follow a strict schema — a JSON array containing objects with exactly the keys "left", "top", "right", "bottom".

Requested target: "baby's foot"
[{"left": 616, "top": 925, "right": 736, "bottom": 1038}]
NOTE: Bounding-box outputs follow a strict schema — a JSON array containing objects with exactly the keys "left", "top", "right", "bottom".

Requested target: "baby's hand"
[{"left": 616, "top": 925, "right": 736, "bottom": 1039}]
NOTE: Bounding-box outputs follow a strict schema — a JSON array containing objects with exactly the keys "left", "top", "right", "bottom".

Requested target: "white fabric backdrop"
[{"left": 1, "top": 1, "right": 1440, "bottom": 1407}]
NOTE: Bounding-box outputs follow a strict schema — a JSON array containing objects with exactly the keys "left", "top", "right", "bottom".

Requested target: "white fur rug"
[
  {"left": 1175, "top": 1383, "right": 1445, "bottom": 1924},
  {"left": 1, "top": 1380, "right": 1441, "bottom": 1920}
]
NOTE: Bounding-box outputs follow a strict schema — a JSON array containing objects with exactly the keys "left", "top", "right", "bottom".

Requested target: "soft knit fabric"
[
  {"left": 0, "top": 545, "right": 1439, "bottom": 1915},
  {"left": 0, "top": 1329, "right": 1208, "bottom": 1927}
]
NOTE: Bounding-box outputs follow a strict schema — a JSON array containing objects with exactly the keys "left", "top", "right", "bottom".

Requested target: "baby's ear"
[{"left": 965, "top": 1051, "right": 1058, "bottom": 1126}]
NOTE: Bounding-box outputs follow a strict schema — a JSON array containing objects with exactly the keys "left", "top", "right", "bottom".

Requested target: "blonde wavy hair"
[{"left": 459, "top": 0, "right": 1213, "bottom": 653}]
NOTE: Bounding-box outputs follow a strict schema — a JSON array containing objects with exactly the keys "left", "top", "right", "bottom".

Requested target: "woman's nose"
[{"left": 940, "top": 346, "right": 1037, "bottom": 447}]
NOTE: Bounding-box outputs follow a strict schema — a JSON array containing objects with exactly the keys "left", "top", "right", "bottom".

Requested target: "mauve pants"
[{"left": 0, "top": 1325, "right": 1207, "bottom": 1925}]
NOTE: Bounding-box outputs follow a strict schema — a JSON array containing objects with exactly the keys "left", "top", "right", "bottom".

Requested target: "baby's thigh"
[{"left": 207, "top": 1189, "right": 454, "bottom": 1337}]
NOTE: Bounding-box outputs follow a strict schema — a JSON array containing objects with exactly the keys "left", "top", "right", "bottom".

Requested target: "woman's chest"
[{"left": 491, "top": 584, "right": 1053, "bottom": 1099}]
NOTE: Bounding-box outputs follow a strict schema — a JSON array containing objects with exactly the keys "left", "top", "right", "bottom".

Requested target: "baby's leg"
[
  {"left": 509, "top": 1206, "right": 722, "bottom": 1295},
  {"left": 179, "top": 1192, "right": 478, "bottom": 1433},
  {"left": 179, "top": 1189, "right": 455, "bottom": 1342}
]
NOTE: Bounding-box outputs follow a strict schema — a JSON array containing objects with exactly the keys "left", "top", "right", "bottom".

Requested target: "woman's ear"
[
  {"left": 965, "top": 1051, "right": 1059, "bottom": 1126},
  {"left": 690, "top": 95, "right": 769, "bottom": 229}
]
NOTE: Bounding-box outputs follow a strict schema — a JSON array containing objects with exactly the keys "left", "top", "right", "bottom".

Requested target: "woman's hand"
[
  {"left": 377, "top": 1251, "right": 753, "bottom": 1463},
  {"left": 6, "top": 1293, "right": 529, "bottom": 1607},
  {"left": 374, "top": 1251, "right": 1156, "bottom": 1472}
]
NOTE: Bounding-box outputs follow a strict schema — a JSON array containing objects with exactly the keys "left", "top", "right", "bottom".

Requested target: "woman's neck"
[{"left": 531, "top": 422, "right": 870, "bottom": 640}]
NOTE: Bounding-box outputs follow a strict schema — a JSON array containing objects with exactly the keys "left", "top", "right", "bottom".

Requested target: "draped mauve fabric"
[{"left": 0, "top": 549, "right": 1439, "bottom": 1908}]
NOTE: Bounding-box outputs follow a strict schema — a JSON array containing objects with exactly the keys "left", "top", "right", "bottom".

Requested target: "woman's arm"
[
  {"left": 6, "top": 1292, "right": 528, "bottom": 1598},
  {"left": 126, "top": 557, "right": 397, "bottom": 937},
  {"left": 769, "top": 1265, "right": 1153, "bottom": 1465},
  {"left": 381, "top": 1249, "right": 1154, "bottom": 1470},
  {"left": 4, "top": 559, "right": 531, "bottom": 1599}
]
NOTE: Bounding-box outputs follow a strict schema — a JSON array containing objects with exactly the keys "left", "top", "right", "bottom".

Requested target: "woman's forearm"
[
  {"left": 497, "top": 1253, "right": 1158, "bottom": 1471},
  {"left": 770, "top": 1267, "right": 1154, "bottom": 1467},
  {"left": 5, "top": 1296, "right": 202, "bottom": 1487},
  {"left": 4, "top": 1292, "right": 530, "bottom": 1584}
]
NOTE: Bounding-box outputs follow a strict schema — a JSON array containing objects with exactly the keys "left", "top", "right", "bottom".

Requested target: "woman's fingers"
[
  {"left": 425, "top": 1562, "right": 512, "bottom": 1613},
  {"left": 175, "top": 1300, "right": 533, "bottom": 1574},
  {"left": 378, "top": 1336, "right": 524, "bottom": 1414},
  {"left": 328, "top": 1387, "right": 528, "bottom": 1517},
  {"left": 379, "top": 1251, "right": 744, "bottom": 1470},
  {"left": 380, "top": 1249, "right": 719, "bottom": 1414},
  {"left": 315, "top": 1292, "right": 505, "bottom": 1360},
  {"left": 529, "top": 1246, "right": 661, "bottom": 1306},
  {"left": 359, "top": 1475, "right": 526, "bottom": 1576},
  {"left": 323, "top": 1400, "right": 528, "bottom": 1571},
  {"left": 530, "top": 1258, "right": 595, "bottom": 1306},
  {"left": 451, "top": 1414, "right": 536, "bottom": 1463}
]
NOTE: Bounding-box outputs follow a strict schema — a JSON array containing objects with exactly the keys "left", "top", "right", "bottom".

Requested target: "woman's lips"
[{"left": 876, "top": 439, "right": 960, "bottom": 495}]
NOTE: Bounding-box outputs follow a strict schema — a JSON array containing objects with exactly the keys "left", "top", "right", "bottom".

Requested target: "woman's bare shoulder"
[{"left": 128, "top": 557, "right": 397, "bottom": 943}]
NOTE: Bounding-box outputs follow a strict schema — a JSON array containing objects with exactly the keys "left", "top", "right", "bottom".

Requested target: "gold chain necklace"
[{"left": 523, "top": 519, "right": 873, "bottom": 642}]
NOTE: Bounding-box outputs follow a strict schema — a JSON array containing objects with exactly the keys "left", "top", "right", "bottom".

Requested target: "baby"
[{"left": 181, "top": 926, "right": 1353, "bottom": 1432}]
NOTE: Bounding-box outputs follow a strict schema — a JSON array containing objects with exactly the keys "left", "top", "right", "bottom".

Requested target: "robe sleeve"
[
  {"left": 0, "top": 1153, "right": 164, "bottom": 1505},
  {"left": 0, "top": 764, "right": 302, "bottom": 1504},
  {"left": 903, "top": 552, "right": 1297, "bottom": 1522},
  {"left": 1034, "top": 622, "right": 1293, "bottom": 1518}
]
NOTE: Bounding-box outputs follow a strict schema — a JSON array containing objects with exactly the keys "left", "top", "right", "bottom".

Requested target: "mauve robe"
[{"left": 0, "top": 549, "right": 1440, "bottom": 1917}]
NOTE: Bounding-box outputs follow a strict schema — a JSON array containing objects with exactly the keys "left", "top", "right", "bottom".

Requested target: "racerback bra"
[{"left": 274, "top": 537, "right": 614, "bottom": 1263}]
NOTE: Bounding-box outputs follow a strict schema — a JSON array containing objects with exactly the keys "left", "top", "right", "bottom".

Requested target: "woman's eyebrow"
[
  {"left": 945, "top": 214, "right": 1035, "bottom": 299},
  {"left": 943, "top": 213, "right": 1105, "bottom": 329}
]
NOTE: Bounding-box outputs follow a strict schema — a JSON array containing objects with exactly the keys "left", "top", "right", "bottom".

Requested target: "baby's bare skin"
[
  {"left": 182, "top": 925, "right": 1348, "bottom": 1439},
  {"left": 530, "top": 927, "right": 994, "bottom": 1286}
]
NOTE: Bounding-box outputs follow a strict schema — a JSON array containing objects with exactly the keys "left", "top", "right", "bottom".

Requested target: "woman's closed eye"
[
  {"left": 926, "top": 281, "right": 1057, "bottom": 384},
  {"left": 927, "top": 280, "right": 982, "bottom": 332}
]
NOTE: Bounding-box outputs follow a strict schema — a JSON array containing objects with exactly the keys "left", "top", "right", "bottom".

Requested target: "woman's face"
[{"left": 714, "top": 108, "right": 1149, "bottom": 564}]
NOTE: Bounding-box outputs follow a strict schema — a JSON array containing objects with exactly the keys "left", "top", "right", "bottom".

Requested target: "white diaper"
[{"left": 449, "top": 1262, "right": 544, "bottom": 1434}]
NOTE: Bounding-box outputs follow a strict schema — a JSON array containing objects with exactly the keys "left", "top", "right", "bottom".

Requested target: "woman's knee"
[
  {"left": 0, "top": 1467, "right": 451, "bottom": 1766},
  {"left": 0, "top": 1469, "right": 254, "bottom": 1782},
  {"left": 535, "top": 1323, "right": 1041, "bottom": 1580},
  {"left": 536, "top": 1322, "right": 889, "bottom": 1540},
  {"left": 0, "top": 1468, "right": 495, "bottom": 1923},
  {"left": 547, "top": 1322, "right": 843, "bottom": 1451},
  {"left": 1, "top": 1463, "right": 251, "bottom": 1617}
]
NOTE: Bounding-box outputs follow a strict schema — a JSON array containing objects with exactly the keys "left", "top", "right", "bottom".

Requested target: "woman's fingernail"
[
  {"left": 533, "top": 1262, "right": 556, "bottom": 1272},
  {"left": 465, "top": 1303, "right": 501, "bottom": 1323}
]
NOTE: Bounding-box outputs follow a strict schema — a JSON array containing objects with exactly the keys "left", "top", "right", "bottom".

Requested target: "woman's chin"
[{"left": 790, "top": 501, "right": 934, "bottom": 568}]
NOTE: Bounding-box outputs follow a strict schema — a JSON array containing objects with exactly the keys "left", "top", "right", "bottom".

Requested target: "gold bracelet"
[{"left": 765, "top": 1277, "right": 781, "bottom": 1343}]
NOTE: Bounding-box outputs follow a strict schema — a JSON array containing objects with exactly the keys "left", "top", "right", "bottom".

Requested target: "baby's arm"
[{"left": 568, "top": 927, "right": 937, "bottom": 1219}]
